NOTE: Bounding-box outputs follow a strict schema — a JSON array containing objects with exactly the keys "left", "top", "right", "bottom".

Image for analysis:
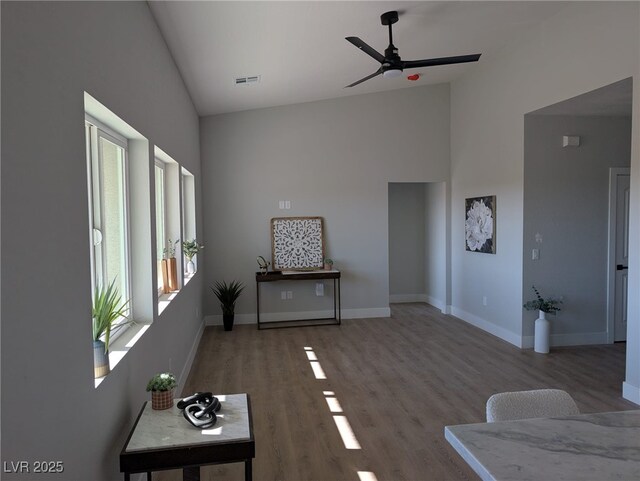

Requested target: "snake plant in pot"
[
  {"left": 210, "top": 280, "right": 245, "bottom": 331},
  {"left": 92, "top": 279, "right": 133, "bottom": 378}
]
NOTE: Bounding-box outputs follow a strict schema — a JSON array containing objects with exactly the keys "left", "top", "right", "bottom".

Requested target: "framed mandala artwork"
[
  {"left": 465, "top": 196, "right": 496, "bottom": 254},
  {"left": 271, "top": 217, "right": 325, "bottom": 270}
]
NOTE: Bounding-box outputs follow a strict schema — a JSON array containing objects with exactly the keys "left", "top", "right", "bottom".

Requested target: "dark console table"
[{"left": 255, "top": 270, "right": 341, "bottom": 329}]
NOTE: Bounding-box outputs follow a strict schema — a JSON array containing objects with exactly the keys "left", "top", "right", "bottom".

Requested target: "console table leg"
[
  {"left": 183, "top": 466, "right": 200, "bottom": 481},
  {"left": 245, "top": 459, "right": 253, "bottom": 481},
  {"left": 147, "top": 472, "right": 152, "bottom": 481}
]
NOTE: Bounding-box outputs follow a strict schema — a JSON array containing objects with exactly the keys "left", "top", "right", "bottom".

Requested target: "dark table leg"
[
  {"left": 256, "top": 281, "right": 261, "bottom": 329},
  {"left": 124, "top": 474, "right": 130, "bottom": 481},
  {"left": 147, "top": 472, "right": 152, "bottom": 481},
  {"left": 245, "top": 459, "right": 252, "bottom": 481},
  {"left": 183, "top": 466, "right": 200, "bottom": 481}
]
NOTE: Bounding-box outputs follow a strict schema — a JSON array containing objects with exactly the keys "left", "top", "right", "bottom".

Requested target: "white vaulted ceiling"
[{"left": 148, "top": 1, "right": 569, "bottom": 116}]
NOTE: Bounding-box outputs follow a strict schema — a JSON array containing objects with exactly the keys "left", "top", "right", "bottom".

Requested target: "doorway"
[
  {"left": 388, "top": 182, "right": 448, "bottom": 313},
  {"left": 608, "top": 168, "right": 630, "bottom": 342}
]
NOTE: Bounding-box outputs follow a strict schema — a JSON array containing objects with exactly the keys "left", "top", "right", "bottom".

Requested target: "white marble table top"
[
  {"left": 445, "top": 410, "right": 640, "bottom": 481},
  {"left": 125, "top": 393, "right": 251, "bottom": 452}
]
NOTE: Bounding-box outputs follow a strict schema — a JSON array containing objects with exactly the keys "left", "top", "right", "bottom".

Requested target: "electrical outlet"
[
  {"left": 316, "top": 282, "right": 324, "bottom": 296},
  {"left": 287, "top": 291, "right": 293, "bottom": 299},
  {"left": 281, "top": 291, "right": 287, "bottom": 300}
]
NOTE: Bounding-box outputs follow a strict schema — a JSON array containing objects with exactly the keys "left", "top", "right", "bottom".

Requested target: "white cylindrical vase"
[
  {"left": 186, "top": 260, "right": 195, "bottom": 274},
  {"left": 534, "top": 310, "right": 550, "bottom": 353}
]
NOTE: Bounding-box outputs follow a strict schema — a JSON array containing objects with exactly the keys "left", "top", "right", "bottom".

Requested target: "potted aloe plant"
[
  {"left": 146, "top": 372, "right": 177, "bottom": 410},
  {"left": 182, "top": 239, "right": 204, "bottom": 275},
  {"left": 210, "top": 280, "right": 245, "bottom": 331},
  {"left": 92, "top": 279, "right": 132, "bottom": 378}
]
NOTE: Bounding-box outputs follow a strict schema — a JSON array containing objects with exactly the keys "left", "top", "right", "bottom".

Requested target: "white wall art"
[
  {"left": 465, "top": 196, "right": 496, "bottom": 254},
  {"left": 271, "top": 217, "right": 325, "bottom": 270}
]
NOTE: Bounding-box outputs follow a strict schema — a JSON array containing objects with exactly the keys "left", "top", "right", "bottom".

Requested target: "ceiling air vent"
[{"left": 234, "top": 75, "right": 261, "bottom": 86}]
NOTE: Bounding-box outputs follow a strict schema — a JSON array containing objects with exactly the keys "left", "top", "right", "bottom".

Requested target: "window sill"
[{"left": 94, "top": 322, "right": 151, "bottom": 388}]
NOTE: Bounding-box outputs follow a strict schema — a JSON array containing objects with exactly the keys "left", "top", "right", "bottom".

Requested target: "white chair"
[{"left": 486, "top": 389, "right": 580, "bottom": 422}]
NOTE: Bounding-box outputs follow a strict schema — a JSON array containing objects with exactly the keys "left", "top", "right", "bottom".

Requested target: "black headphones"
[{"left": 177, "top": 392, "right": 221, "bottom": 429}]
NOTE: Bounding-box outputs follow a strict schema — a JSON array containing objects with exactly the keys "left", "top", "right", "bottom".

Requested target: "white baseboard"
[
  {"left": 388, "top": 294, "right": 449, "bottom": 315},
  {"left": 521, "top": 331, "right": 608, "bottom": 349},
  {"left": 205, "top": 307, "right": 391, "bottom": 326},
  {"left": 623, "top": 382, "right": 640, "bottom": 405},
  {"left": 389, "top": 294, "right": 429, "bottom": 303},
  {"left": 177, "top": 320, "right": 205, "bottom": 394},
  {"left": 450, "top": 307, "right": 522, "bottom": 348}
]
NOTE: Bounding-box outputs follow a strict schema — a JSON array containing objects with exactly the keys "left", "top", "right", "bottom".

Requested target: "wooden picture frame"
[{"left": 271, "top": 217, "right": 325, "bottom": 270}]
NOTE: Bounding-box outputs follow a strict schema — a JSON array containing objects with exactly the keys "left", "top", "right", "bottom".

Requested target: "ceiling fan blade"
[
  {"left": 346, "top": 37, "right": 385, "bottom": 64},
  {"left": 402, "top": 54, "right": 481, "bottom": 69},
  {"left": 345, "top": 68, "right": 383, "bottom": 88}
]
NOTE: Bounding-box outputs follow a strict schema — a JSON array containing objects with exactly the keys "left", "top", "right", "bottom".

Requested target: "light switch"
[
  {"left": 316, "top": 282, "right": 324, "bottom": 296},
  {"left": 287, "top": 291, "right": 293, "bottom": 299},
  {"left": 532, "top": 249, "right": 540, "bottom": 260},
  {"left": 285, "top": 200, "right": 291, "bottom": 210},
  {"left": 281, "top": 291, "right": 287, "bottom": 300},
  {"left": 279, "top": 200, "right": 285, "bottom": 209}
]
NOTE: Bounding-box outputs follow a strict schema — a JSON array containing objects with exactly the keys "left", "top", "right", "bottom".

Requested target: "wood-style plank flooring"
[{"left": 157, "top": 303, "right": 635, "bottom": 481}]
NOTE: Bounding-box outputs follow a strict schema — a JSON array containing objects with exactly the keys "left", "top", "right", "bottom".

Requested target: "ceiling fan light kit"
[{"left": 345, "top": 11, "right": 481, "bottom": 88}]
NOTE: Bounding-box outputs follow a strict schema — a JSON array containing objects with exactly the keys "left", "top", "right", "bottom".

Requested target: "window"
[
  {"left": 155, "top": 161, "right": 167, "bottom": 294},
  {"left": 85, "top": 117, "right": 131, "bottom": 311},
  {"left": 181, "top": 168, "right": 197, "bottom": 275}
]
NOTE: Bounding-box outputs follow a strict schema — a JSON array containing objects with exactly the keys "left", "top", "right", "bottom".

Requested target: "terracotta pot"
[
  {"left": 168, "top": 257, "right": 179, "bottom": 291},
  {"left": 151, "top": 389, "right": 174, "bottom": 410},
  {"left": 161, "top": 259, "right": 170, "bottom": 294}
]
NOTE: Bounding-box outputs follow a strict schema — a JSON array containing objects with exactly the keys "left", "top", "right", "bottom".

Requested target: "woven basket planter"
[{"left": 151, "top": 389, "right": 174, "bottom": 410}]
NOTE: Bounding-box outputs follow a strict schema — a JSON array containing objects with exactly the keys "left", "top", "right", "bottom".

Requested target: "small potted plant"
[
  {"left": 182, "top": 239, "right": 204, "bottom": 275},
  {"left": 324, "top": 258, "right": 334, "bottom": 270},
  {"left": 210, "top": 280, "right": 245, "bottom": 331},
  {"left": 524, "top": 285, "right": 562, "bottom": 354},
  {"left": 146, "top": 372, "right": 177, "bottom": 410},
  {"left": 162, "top": 239, "right": 180, "bottom": 292},
  {"left": 92, "top": 279, "right": 133, "bottom": 378}
]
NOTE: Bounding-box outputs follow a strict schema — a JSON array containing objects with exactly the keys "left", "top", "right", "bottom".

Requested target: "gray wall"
[
  {"left": 450, "top": 2, "right": 639, "bottom": 348},
  {"left": 388, "top": 183, "right": 426, "bottom": 299},
  {"left": 523, "top": 115, "right": 632, "bottom": 343},
  {"left": 1, "top": 3, "right": 203, "bottom": 479},
  {"left": 200, "top": 84, "right": 450, "bottom": 322},
  {"left": 450, "top": 1, "right": 639, "bottom": 403},
  {"left": 424, "top": 182, "right": 448, "bottom": 311}
]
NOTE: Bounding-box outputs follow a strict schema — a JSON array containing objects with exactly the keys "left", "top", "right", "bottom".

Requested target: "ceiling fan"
[{"left": 345, "top": 11, "right": 481, "bottom": 88}]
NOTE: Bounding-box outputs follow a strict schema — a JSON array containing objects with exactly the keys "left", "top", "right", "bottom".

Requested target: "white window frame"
[
  {"left": 85, "top": 115, "right": 133, "bottom": 341},
  {"left": 155, "top": 159, "right": 168, "bottom": 296}
]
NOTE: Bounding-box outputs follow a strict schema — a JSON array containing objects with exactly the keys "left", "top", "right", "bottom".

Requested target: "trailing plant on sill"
[{"left": 182, "top": 239, "right": 204, "bottom": 261}]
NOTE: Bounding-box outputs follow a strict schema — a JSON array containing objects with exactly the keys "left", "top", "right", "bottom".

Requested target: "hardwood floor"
[{"left": 157, "top": 303, "right": 635, "bottom": 481}]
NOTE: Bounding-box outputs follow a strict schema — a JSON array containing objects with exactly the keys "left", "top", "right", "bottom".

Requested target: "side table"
[{"left": 120, "top": 393, "right": 254, "bottom": 481}]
